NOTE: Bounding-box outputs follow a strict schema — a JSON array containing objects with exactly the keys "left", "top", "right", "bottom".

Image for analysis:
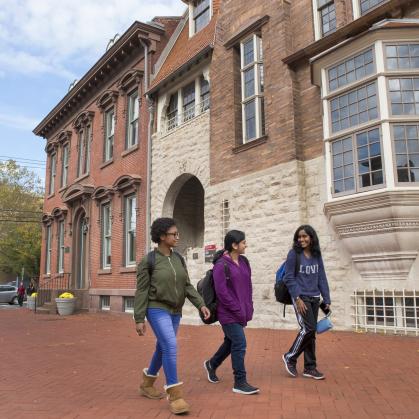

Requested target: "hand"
[
  {"left": 200, "top": 306, "right": 211, "bottom": 320},
  {"left": 296, "top": 297, "right": 307, "bottom": 315},
  {"left": 136, "top": 322, "right": 146, "bottom": 336}
]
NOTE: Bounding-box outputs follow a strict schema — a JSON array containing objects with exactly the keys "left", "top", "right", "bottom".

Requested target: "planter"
[
  {"left": 27, "top": 296, "right": 36, "bottom": 310},
  {"left": 55, "top": 298, "right": 77, "bottom": 316}
]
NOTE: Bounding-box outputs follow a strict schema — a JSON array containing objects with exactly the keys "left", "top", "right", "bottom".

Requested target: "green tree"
[{"left": 0, "top": 160, "right": 43, "bottom": 277}]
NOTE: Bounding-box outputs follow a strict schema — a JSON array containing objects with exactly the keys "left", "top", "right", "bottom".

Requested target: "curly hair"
[
  {"left": 292, "top": 225, "right": 322, "bottom": 257},
  {"left": 150, "top": 217, "right": 176, "bottom": 244}
]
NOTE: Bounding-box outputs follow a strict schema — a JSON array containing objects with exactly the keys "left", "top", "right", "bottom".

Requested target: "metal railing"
[
  {"left": 35, "top": 273, "right": 72, "bottom": 312},
  {"left": 165, "top": 96, "right": 210, "bottom": 132}
]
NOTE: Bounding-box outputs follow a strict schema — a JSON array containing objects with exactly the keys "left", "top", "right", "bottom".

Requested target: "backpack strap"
[
  {"left": 294, "top": 251, "right": 301, "bottom": 277},
  {"left": 147, "top": 250, "right": 156, "bottom": 277}
]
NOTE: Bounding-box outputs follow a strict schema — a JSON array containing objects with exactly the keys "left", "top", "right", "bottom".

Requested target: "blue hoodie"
[{"left": 283, "top": 249, "right": 331, "bottom": 304}]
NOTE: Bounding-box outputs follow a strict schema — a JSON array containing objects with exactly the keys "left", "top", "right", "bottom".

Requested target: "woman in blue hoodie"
[
  {"left": 282, "top": 225, "right": 331, "bottom": 380},
  {"left": 203, "top": 230, "right": 259, "bottom": 395}
]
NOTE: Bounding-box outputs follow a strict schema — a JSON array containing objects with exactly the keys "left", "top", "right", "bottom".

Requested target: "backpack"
[
  {"left": 196, "top": 255, "right": 250, "bottom": 325},
  {"left": 274, "top": 252, "right": 301, "bottom": 317},
  {"left": 146, "top": 249, "right": 186, "bottom": 276}
]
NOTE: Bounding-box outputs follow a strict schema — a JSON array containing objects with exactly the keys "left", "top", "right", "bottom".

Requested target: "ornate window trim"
[
  {"left": 112, "top": 174, "right": 141, "bottom": 196},
  {"left": 117, "top": 69, "right": 143, "bottom": 95}
]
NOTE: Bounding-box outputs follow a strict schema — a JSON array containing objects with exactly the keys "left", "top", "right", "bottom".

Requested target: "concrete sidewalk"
[{"left": 1, "top": 309, "right": 418, "bottom": 419}]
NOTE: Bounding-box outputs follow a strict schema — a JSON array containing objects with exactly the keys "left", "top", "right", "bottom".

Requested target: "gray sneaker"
[
  {"left": 303, "top": 368, "right": 325, "bottom": 380},
  {"left": 232, "top": 382, "right": 260, "bottom": 395},
  {"left": 282, "top": 354, "right": 297, "bottom": 377}
]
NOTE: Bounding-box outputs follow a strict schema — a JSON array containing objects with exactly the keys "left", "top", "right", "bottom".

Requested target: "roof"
[{"left": 148, "top": 0, "right": 220, "bottom": 93}]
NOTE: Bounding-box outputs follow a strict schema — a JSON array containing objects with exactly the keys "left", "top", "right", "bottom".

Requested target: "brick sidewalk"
[{"left": 1, "top": 309, "right": 418, "bottom": 419}]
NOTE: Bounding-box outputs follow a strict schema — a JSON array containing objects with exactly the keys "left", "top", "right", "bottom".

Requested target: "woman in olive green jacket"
[{"left": 134, "top": 217, "right": 210, "bottom": 415}]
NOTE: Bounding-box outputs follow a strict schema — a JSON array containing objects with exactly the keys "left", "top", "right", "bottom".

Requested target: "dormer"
[{"left": 185, "top": 0, "right": 212, "bottom": 37}]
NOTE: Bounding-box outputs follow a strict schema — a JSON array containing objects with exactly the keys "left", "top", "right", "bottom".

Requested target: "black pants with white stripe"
[{"left": 284, "top": 296, "right": 320, "bottom": 370}]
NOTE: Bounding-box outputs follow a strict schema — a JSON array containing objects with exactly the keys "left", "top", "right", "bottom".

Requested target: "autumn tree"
[{"left": 0, "top": 160, "right": 43, "bottom": 277}]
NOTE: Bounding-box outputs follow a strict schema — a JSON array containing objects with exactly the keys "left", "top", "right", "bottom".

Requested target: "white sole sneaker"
[
  {"left": 303, "top": 372, "right": 325, "bottom": 380},
  {"left": 203, "top": 360, "right": 219, "bottom": 383},
  {"left": 232, "top": 387, "right": 260, "bottom": 395},
  {"left": 282, "top": 354, "right": 297, "bottom": 377}
]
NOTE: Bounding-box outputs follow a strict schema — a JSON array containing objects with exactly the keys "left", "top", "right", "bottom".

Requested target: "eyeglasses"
[{"left": 166, "top": 232, "right": 180, "bottom": 238}]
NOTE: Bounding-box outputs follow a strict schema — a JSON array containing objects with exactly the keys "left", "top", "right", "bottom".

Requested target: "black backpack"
[
  {"left": 274, "top": 252, "right": 300, "bottom": 317},
  {"left": 197, "top": 255, "right": 250, "bottom": 325},
  {"left": 146, "top": 249, "right": 187, "bottom": 276}
]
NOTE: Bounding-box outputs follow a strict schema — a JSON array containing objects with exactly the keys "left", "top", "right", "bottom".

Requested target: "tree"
[{"left": 0, "top": 160, "right": 43, "bottom": 277}]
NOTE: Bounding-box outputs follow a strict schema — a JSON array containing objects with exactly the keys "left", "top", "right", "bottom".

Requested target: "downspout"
[{"left": 140, "top": 38, "right": 152, "bottom": 252}]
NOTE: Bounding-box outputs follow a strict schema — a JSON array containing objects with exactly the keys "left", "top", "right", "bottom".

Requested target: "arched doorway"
[
  {"left": 72, "top": 209, "right": 88, "bottom": 289},
  {"left": 163, "top": 175, "right": 205, "bottom": 256}
]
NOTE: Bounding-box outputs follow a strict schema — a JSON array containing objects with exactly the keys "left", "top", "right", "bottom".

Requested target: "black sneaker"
[
  {"left": 303, "top": 369, "right": 325, "bottom": 380},
  {"left": 282, "top": 354, "right": 297, "bottom": 377},
  {"left": 204, "top": 360, "right": 219, "bottom": 383},
  {"left": 232, "top": 382, "right": 260, "bottom": 395}
]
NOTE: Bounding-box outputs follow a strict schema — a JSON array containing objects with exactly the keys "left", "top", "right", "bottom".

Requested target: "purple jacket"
[{"left": 213, "top": 254, "right": 254, "bottom": 326}]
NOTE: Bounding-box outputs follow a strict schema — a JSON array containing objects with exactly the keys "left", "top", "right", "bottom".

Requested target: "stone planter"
[
  {"left": 55, "top": 298, "right": 77, "bottom": 316},
  {"left": 27, "top": 296, "right": 36, "bottom": 310}
]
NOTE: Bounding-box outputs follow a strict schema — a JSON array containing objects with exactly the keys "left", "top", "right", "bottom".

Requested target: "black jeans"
[
  {"left": 209, "top": 323, "right": 247, "bottom": 384},
  {"left": 284, "top": 296, "right": 320, "bottom": 370}
]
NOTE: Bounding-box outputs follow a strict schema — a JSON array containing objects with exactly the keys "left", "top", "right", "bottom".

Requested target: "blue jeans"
[
  {"left": 146, "top": 308, "right": 181, "bottom": 386},
  {"left": 209, "top": 323, "right": 247, "bottom": 384}
]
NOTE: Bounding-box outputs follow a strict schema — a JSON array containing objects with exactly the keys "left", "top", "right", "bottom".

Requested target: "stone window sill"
[
  {"left": 74, "top": 173, "right": 89, "bottom": 183},
  {"left": 121, "top": 144, "right": 139, "bottom": 157},
  {"left": 58, "top": 186, "right": 68, "bottom": 194},
  {"left": 119, "top": 266, "right": 136, "bottom": 273},
  {"left": 98, "top": 269, "right": 112, "bottom": 275},
  {"left": 100, "top": 159, "right": 114, "bottom": 169},
  {"left": 47, "top": 193, "right": 55, "bottom": 199},
  {"left": 233, "top": 135, "right": 267, "bottom": 154}
]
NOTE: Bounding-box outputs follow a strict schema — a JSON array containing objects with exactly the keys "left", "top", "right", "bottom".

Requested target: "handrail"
[{"left": 35, "top": 273, "right": 72, "bottom": 313}]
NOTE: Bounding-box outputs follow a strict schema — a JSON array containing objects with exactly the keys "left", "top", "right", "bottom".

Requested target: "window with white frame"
[
  {"left": 323, "top": 40, "right": 419, "bottom": 197},
  {"left": 48, "top": 153, "right": 56, "bottom": 195},
  {"left": 221, "top": 199, "right": 230, "bottom": 240},
  {"left": 193, "top": 0, "right": 210, "bottom": 34},
  {"left": 183, "top": 81, "right": 196, "bottom": 122},
  {"left": 360, "top": 0, "right": 386, "bottom": 15},
  {"left": 101, "top": 203, "right": 112, "bottom": 268},
  {"left": 126, "top": 90, "right": 139, "bottom": 148},
  {"left": 200, "top": 76, "right": 210, "bottom": 112},
  {"left": 317, "top": 0, "right": 336, "bottom": 37},
  {"left": 61, "top": 144, "right": 69, "bottom": 188},
  {"left": 392, "top": 124, "right": 419, "bottom": 184},
  {"left": 57, "top": 220, "right": 65, "bottom": 273},
  {"left": 77, "top": 125, "right": 91, "bottom": 177},
  {"left": 167, "top": 92, "right": 178, "bottom": 131},
  {"left": 124, "top": 296, "right": 134, "bottom": 313},
  {"left": 124, "top": 195, "right": 136, "bottom": 266},
  {"left": 352, "top": 289, "right": 419, "bottom": 335},
  {"left": 45, "top": 225, "right": 52, "bottom": 274},
  {"left": 104, "top": 108, "right": 115, "bottom": 161},
  {"left": 240, "top": 34, "right": 265, "bottom": 143}
]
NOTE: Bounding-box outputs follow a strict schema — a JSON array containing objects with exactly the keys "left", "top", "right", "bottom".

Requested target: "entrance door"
[{"left": 73, "top": 212, "right": 88, "bottom": 289}]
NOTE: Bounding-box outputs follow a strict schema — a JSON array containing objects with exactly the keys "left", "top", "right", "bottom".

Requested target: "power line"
[
  {"left": 0, "top": 156, "right": 46, "bottom": 163},
  {"left": 0, "top": 209, "right": 43, "bottom": 214}
]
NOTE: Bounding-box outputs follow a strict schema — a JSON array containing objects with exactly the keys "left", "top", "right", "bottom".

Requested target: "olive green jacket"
[{"left": 134, "top": 249, "right": 204, "bottom": 323}]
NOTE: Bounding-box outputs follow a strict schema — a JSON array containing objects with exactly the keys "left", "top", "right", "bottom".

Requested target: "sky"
[{"left": 0, "top": 0, "right": 186, "bottom": 182}]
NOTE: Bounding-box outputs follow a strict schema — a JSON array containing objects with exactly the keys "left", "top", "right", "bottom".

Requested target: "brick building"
[
  {"left": 148, "top": 0, "right": 419, "bottom": 333},
  {"left": 34, "top": 18, "right": 179, "bottom": 312}
]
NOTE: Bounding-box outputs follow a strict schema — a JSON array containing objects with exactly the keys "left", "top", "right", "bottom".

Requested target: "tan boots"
[
  {"left": 139, "top": 369, "right": 164, "bottom": 399},
  {"left": 164, "top": 382, "right": 190, "bottom": 415}
]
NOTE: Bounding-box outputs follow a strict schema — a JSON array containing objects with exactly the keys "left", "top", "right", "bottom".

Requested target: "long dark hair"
[
  {"left": 292, "top": 225, "right": 321, "bottom": 257},
  {"left": 213, "top": 230, "right": 246, "bottom": 263}
]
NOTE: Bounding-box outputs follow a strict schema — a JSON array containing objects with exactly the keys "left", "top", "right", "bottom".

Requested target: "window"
[
  {"left": 104, "top": 108, "right": 115, "bottom": 161},
  {"left": 77, "top": 125, "right": 91, "bottom": 177},
  {"left": 240, "top": 34, "right": 265, "bottom": 143},
  {"left": 386, "top": 44, "right": 419, "bottom": 71},
  {"left": 193, "top": 0, "right": 210, "bottom": 33},
  {"left": 125, "top": 195, "right": 136, "bottom": 266},
  {"left": 101, "top": 295, "right": 110, "bottom": 311},
  {"left": 392, "top": 124, "right": 419, "bottom": 183},
  {"left": 331, "top": 127, "right": 384, "bottom": 194},
  {"left": 183, "top": 82, "right": 195, "bottom": 122},
  {"left": 360, "top": 0, "right": 386, "bottom": 15},
  {"left": 330, "top": 82, "right": 378, "bottom": 133},
  {"left": 200, "top": 76, "right": 210, "bottom": 112},
  {"left": 124, "top": 297, "right": 134, "bottom": 313},
  {"left": 317, "top": 0, "right": 336, "bottom": 37},
  {"left": 388, "top": 78, "right": 419, "bottom": 116},
  {"left": 45, "top": 225, "right": 51, "bottom": 274},
  {"left": 49, "top": 153, "right": 56, "bottom": 195},
  {"left": 328, "top": 49, "right": 375, "bottom": 91},
  {"left": 101, "top": 204, "right": 112, "bottom": 268},
  {"left": 126, "top": 90, "right": 139, "bottom": 148},
  {"left": 167, "top": 92, "right": 178, "bottom": 131},
  {"left": 61, "top": 144, "right": 69, "bottom": 188},
  {"left": 57, "top": 220, "right": 65, "bottom": 273},
  {"left": 221, "top": 200, "right": 230, "bottom": 240}
]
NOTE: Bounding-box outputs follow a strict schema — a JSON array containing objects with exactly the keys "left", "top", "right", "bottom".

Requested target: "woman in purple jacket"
[{"left": 203, "top": 230, "right": 259, "bottom": 395}]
